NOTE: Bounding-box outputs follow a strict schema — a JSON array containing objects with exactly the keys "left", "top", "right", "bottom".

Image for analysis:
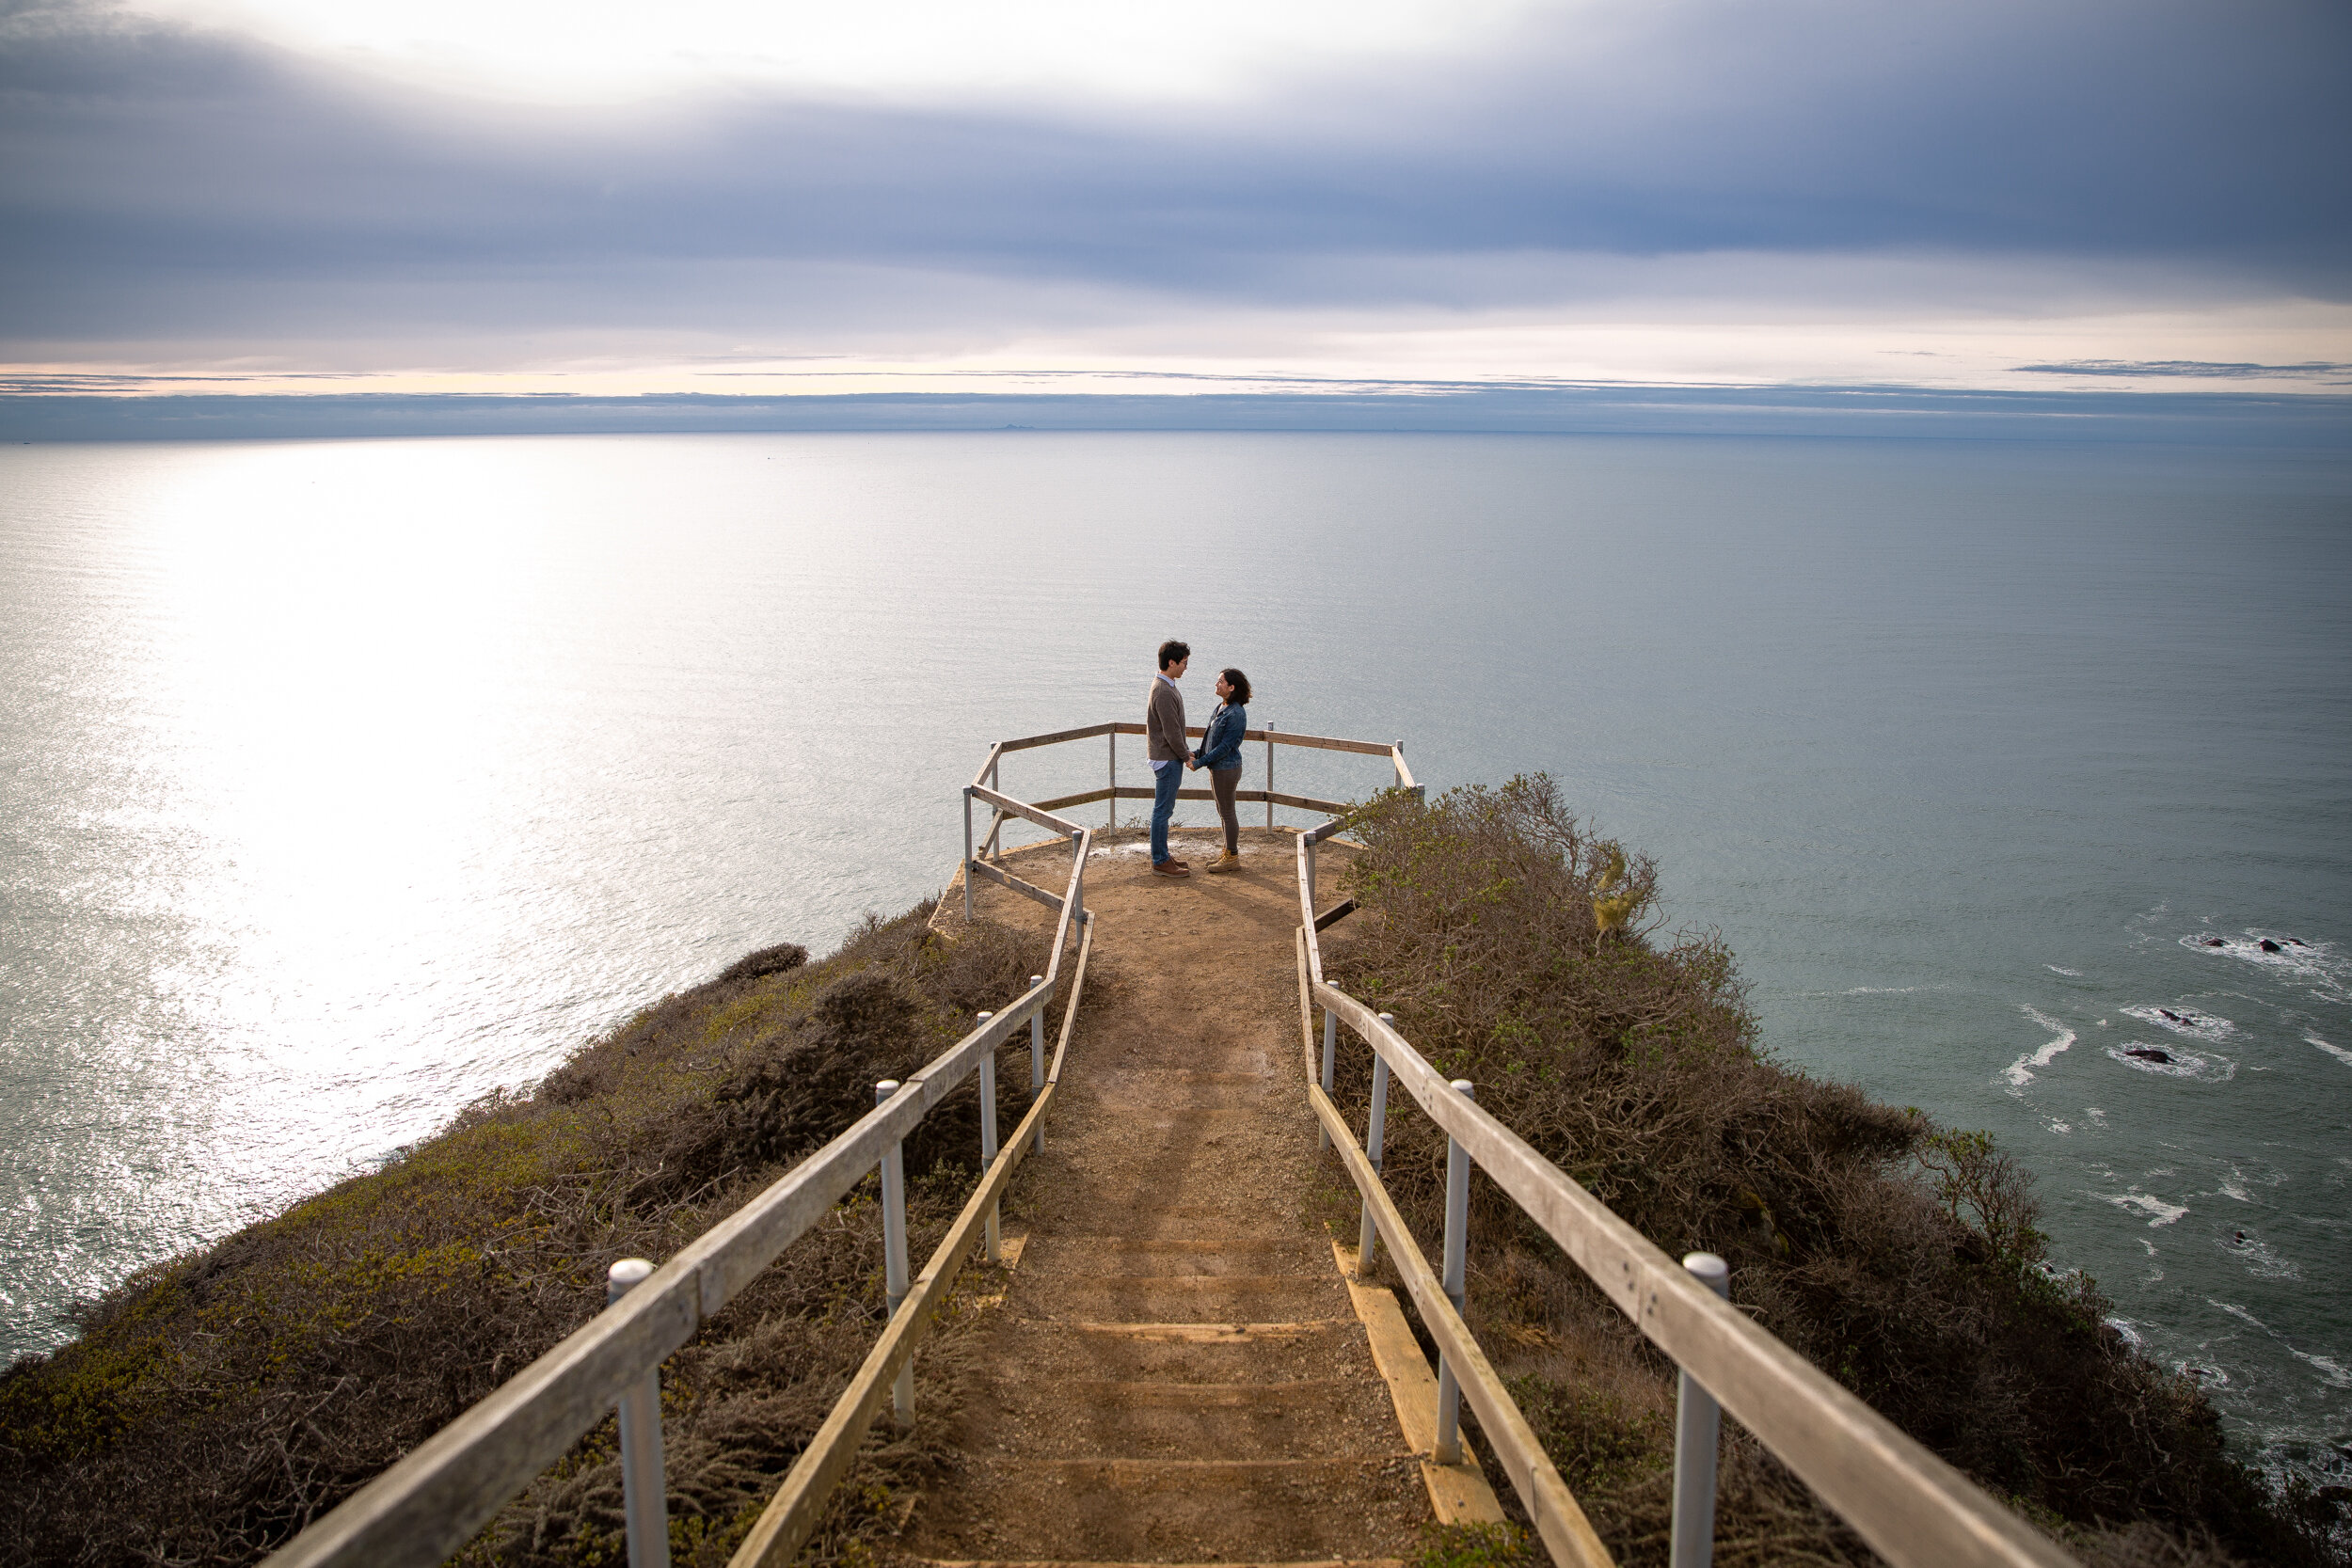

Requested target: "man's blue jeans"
[{"left": 1150, "top": 761, "right": 1183, "bottom": 863}]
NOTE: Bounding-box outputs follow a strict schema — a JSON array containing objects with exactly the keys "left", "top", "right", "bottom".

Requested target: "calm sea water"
[{"left": 2, "top": 431, "right": 2346, "bottom": 1483}]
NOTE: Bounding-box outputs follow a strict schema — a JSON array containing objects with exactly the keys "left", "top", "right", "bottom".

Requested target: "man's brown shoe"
[
  {"left": 1204, "top": 851, "right": 1241, "bottom": 874},
  {"left": 1152, "top": 860, "right": 1190, "bottom": 878}
]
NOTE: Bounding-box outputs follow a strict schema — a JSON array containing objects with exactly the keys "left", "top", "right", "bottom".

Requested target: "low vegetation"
[
  {"left": 0, "top": 907, "right": 1055, "bottom": 1566},
  {"left": 1322, "top": 775, "right": 2347, "bottom": 1568}
]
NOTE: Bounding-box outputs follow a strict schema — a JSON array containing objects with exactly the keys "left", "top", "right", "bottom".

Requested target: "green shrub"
[
  {"left": 0, "top": 904, "right": 1053, "bottom": 1566},
  {"left": 1328, "top": 777, "right": 2344, "bottom": 1567}
]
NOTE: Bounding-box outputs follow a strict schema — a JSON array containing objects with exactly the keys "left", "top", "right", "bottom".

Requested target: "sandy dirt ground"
[{"left": 902, "top": 824, "right": 1427, "bottom": 1565}]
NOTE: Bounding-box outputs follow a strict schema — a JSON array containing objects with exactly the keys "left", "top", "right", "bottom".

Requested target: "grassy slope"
[
  {"left": 1318, "top": 777, "right": 2347, "bottom": 1568},
  {"left": 5, "top": 784, "right": 2342, "bottom": 1568},
  {"left": 0, "top": 908, "right": 1050, "bottom": 1567}
]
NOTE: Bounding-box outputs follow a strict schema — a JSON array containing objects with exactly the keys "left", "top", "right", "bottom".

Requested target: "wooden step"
[
  {"left": 1021, "top": 1237, "right": 1314, "bottom": 1277},
  {"left": 1027, "top": 1275, "right": 1344, "bottom": 1322},
  {"left": 964, "top": 1378, "right": 1406, "bottom": 1463},
  {"left": 908, "top": 1456, "right": 1429, "bottom": 1561}
]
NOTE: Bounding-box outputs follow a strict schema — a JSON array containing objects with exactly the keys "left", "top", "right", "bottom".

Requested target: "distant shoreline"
[{"left": 5, "top": 384, "right": 2351, "bottom": 445}]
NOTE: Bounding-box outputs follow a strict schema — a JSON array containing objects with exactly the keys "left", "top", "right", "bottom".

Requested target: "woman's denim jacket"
[{"left": 1193, "top": 702, "right": 1247, "bottom": 773}]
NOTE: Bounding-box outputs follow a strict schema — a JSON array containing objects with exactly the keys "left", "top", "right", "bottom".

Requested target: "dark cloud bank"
[{"left": 3, "top": 0, "right": 2348, "bottom": 437}]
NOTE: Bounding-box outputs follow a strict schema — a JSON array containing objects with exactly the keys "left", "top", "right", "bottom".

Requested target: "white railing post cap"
[
  {"left": 1452, "top": 1079, "right": 1474, "bottom": 1098},
  {"left": 1377, "top": 1012, "right": 1395, "bottom": 1025},
  {"left": 875, "top": 1079, "right": 901, "bottom": 1102},
  {"left": 977, "top": 1012, "right": 993, "bottom": 1022},
  {"left": 607, "top": 1258, "right": 655, "bottom": 1302},
  {"left": 1682, "top": 1252, "right": 1731, "bottom": 1294},
  {"left": 1030, "top": 974, "right": 1042, "bottom": 983}
]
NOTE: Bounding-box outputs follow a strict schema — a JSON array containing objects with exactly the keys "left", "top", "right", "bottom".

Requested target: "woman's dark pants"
[{"left": 1211, "top": 767, "right": 1242, "bottom": 854}]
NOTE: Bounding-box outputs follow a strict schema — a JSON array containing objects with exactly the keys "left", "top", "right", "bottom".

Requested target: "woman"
[{"left": 1189, "top": 667, "right": 1251, "bottom": 873}]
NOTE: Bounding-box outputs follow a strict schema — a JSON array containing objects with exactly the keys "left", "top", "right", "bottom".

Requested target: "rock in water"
[
  {"left": 2124, "top": 1046, "right": 2174, "bottom": 1065},
  {"left": 2260, "top": 939, "right": 2282, "bottom": 954}
]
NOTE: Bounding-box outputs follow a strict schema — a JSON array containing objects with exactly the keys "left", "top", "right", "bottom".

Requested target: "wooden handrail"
[
  {"left": 271, "top": 791, "right": 1097, "bottom": 1568},
  {"left": 1294, "top": 930, "right": 1613, "bottom": 1568},
  {"left": 1295, "top": 837, "right": 2073, "bottom": 1568},
  {"left": 729, "top": 911, "right": 1098, "bottom": 1567}
]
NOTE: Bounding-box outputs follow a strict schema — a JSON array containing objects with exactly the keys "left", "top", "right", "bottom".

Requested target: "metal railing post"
[
  {"left": 1393, "top": 739, "right": 1404, "bottom": 790},
  {"left": 875, "top": 1080, "right": 914, "bottom": 1421},
  {"left": 1317, "top": 1007, "right": 1338, "bottom": 1149},
  {"left": 961, "top": 788, "right": 974, "bottom": 923},
  {"left": 1671, "top": 1252, "right": 1732, "bottom": 1568},
  {"left": 606, "top": 1259, "right": 671, "bottom": 1568},
  {"left": 1266, "top": 724, "right": 1275, "bottom": 829},
  {"left": 976, "top": 1016, "right": 1000, "bottom": 1263},
  {"left": 1434, "top": 1079, "right": 1475, "bottom": 1463},
  {"left": 1108, "top": 730, "right": 1117, "bottom": 829},
  {"left": 1357, "top": 1017, "right": 1392, "bottom": 1273},
  {"left": 1029, "top": 975, "right": 1047, "bottom": 1153}
]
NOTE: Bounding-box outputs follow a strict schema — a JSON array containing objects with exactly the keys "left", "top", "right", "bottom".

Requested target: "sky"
[{"left": 4, "top": 0, "right": 2350, "bottom": 401}]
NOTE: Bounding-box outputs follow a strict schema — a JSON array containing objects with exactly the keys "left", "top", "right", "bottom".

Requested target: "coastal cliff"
[{"left": 0, "top": 781, "right": 2342, "bottom": 1567}]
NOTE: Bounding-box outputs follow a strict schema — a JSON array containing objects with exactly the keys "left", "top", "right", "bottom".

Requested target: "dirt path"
[{"left": 904, "top": 824, "right": 1431, "bottom": 1565}]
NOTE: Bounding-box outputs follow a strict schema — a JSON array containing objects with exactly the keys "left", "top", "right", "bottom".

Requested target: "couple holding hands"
[{"left": 1143, "top": 639, "right": 1251, "bottom": 879}]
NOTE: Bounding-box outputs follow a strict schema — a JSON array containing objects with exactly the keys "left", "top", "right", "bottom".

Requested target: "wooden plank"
[
  {"left": 1391, "top": 745, "right": 1418, "bottom": 791},
  {"left": 1313, "top": 899, "right": 1358, "bottom": 932},
  {"left": 969, "top": 741, "right": 1004, "bottom": 792},
  {"left": 1263, "top": 730, "right": 1395, "bottom": 757},
  {"left": 731, "top": 1076, "right": 1062, "bottom": 1568},
  {"left": 730, "top": 912, "right": 1098, "bottom": 1568},
  {"left": 1331, "top": 1241, "right": 1505, "bottom": 1527},
  {"left": 1308, "top": 983, "right": 2075, "bottom": 1568},
  {"left": 966, "top": 856, "right": 1064, "bottom": 911},
  {"left": 970, "top": 783, "right": 1083, "bottom": 838},
  {"left": 1307, "top": 1084, "right": 1613, "bottom": 1568},
  {"left": 1070, "top": 1322, "right": 1338, "bottom": 1342},
  {"left": 1031, "top": 786, "right": 1115, "bottom": 813},
  {"left": 996, "top": 721, "right": 1120, "bottom": 753}
]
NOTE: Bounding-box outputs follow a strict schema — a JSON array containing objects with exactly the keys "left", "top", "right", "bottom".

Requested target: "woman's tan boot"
[{"left": 1206, "top": 850, "right": 1242, "bottom": 874}]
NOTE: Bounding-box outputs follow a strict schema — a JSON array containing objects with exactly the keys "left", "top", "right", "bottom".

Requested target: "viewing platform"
[{"left": 263, "top": 721, "right": 2078, "bottom": 1568}]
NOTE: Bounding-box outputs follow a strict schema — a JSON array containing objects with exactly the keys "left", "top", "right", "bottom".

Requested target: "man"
[{"left": 1146, "top": 640, "right": 1191, "bottom": 878}]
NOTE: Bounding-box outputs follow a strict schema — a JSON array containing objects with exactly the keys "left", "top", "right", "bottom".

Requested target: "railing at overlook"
[
  {"left": 262, "top": 717, "right": 2075, "bottom": 1568},
  {"left": 263, "top": 737, "right": 1104, "bottom": 1568},
  {"left": 1293, "top": 817, "right": 2079, "bottom": 1568}
]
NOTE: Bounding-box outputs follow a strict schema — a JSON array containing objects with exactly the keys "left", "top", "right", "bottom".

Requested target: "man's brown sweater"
[{"left": 1146, "top": 675, "right": 1188, "bottom": 763}]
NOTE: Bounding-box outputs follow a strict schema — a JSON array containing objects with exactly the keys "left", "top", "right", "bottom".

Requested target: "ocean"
[{"left": 2, "top": 429, "right": 2345, "bottom": 1486}]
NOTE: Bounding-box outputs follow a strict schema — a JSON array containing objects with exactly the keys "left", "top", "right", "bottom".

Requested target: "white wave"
[
  {"left": 2045, "top": 965, "right": 2082, "bottom": 976},
  {"left": 2309, "top": 1033, "right": 2352, "bottom": 1068},
  {"left": 2292, "top": 1350, "right": 2352, "bottom": 1390},
  {"left": 2087, "top": 1107, "right": 2107, "bottom": 1125},
  {"left": 2177, "top": 1361, "right": 2232, "bottom": 1387},
  {"left": 2005, "top": 1006, "right": 2076, "bottom": 1086},
  {"left": 2105, "top": 1317, "right": 2145, "bottom": 1348},
  {"left": 2047, "top": 1119, "right": 2073, "bottom": 1133},
  {"left": 2184, "top": 930, "right": 2348, "bottom": 1002},
  {"left": 2102, "top": 1189, "right": 2189, "bottom": 1227},
  {"left": 2211, "top": 1299, "right": 2267, "bottom": 1330},
  {"left": 2106, "top": 1042, "right": 2237, "bottom": 1083},
  {"left": 2121, "top": 1004, "right": 2236, "bottom": 1043},
  {"left": 2234, "top": 1237, "right": 2301, "bottom": 1281},
  {"left": 2220, "top": 1167, "right": 2252, "bottom": 1202}
]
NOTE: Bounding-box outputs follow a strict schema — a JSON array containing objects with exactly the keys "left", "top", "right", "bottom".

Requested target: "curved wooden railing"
[
  {"left": 1295, "top": 816, "right": 2075, "bottom": 1568},
  {"left": 265, "top": 748, "right": 1100, "bottom": 1568}
]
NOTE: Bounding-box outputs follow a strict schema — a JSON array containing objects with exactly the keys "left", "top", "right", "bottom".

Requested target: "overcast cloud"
[{"left": 3, "top": 0, "right": 2347, "bottom": 392}]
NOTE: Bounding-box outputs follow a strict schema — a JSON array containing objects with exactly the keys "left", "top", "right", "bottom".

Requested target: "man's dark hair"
[
  {"left": 1221, "top": 667, "right": 1251, "bottom": 705},
  {"left": 1157, "top": 640, "right": 1190, "bottom": 671}
]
